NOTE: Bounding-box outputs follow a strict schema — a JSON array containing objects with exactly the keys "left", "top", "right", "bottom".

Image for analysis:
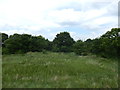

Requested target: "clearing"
[{"left": 2, "top": 52, "right": 118, "bottom": 88}]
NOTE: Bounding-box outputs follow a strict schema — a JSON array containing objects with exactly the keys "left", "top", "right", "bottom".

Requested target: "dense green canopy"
[{"left": 1, "top": 28, "right": 120, "bottom": 59}]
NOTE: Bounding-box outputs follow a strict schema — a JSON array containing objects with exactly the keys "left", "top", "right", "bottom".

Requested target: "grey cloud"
[
  {"left": 91, "top": 2, "right": 110, "bottom": 9},
  {"left": 56, "top": 1, "right": 117, "bottom": 16},
  {"left": 58, "top": 21, "right": 80, "bottom": 27}
]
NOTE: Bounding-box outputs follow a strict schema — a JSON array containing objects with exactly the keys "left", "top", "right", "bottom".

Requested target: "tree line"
[{"left": 0, "top": 28, "right": 120, "bottom": 58}]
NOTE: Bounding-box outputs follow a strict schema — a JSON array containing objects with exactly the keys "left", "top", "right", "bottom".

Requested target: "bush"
[
  {"left": 42, "top": 49, "right": 47, "bottom": 54},
  {"left": 2, "top": 48, "right": 10, "bottom": 54},
  {"left": 52, "top": 44, "right": 59, "bottom": 52},
  {"left": 15, "top": 50, "right": 25, "bottom": 54},
  {"left": 60, "top": 46, "right": 71, "bottom": 52},
  {"left": 73, "top": 40, "right": 87, "bottom": 55},
  {"left": 81, "top": 52, "right": 88, "bottom": 56},
  {"left": 53, "top": 32, "right": 75, "bottom": 52}
]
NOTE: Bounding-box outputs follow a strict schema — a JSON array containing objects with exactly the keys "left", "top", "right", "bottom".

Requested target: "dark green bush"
[{"left": 2, "top": 48, "right": 10, "bottom": 54}]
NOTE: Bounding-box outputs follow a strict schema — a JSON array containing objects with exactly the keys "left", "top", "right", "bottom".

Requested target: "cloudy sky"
[{"left": 0, "top": 0, "right": 119, "bottom": 41}]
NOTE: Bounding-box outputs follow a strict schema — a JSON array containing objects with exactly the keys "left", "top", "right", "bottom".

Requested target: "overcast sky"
[{"left": 0, "top": 0, "right": 119, "bottom": 41}]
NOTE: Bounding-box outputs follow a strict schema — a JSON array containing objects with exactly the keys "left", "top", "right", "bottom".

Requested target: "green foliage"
[
  {"left": 2, "top": 48, "right": 10, "bottom": 54},
  {"left": 84, "top": 38, "right": 93, "bottom": 53},
  {"left": 72, "top": 28, "right": 120, "bottom": 58},
  {"left": 91, "top": 28, "right": 120, "bottom": 58},
  {"left": 52, "top": 44, "right": 60, "bottom": 52},
  {"left": 29, "top": 36, "right": 47, "bottom": 52},
  {"left": 73, "top": 40, "right": 84, "bottom": 55},
  {"left": 53, "top": 32, "right": 75, "bottom": 52},
  {"left": 45, "top": 39, "right": 53, "bottom": 51},
  {"left": 73, "top": 40, "right": 88, "bottom": 56},
  {"left": 0, "top": 33, "right": 8, "bottom": 47},
  {"left": 42, "top": 49, "right": 47, "bottom": 54},
  {"left": 1, "top": 28, "right": 120, "bottom": 58},
  {"left": 0, "top": 33, "right": 8, "bottom": 42},
  {"left": 91, "top": 38, "right": 103, "bottom": 55},
  {"left": 3, "top": 34, "right": 48, "bottom": 54},
  {"left": 4, "top": 34, "right": 31, "bottom": 54}
]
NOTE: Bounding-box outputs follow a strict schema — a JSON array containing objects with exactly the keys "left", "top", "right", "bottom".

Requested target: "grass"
[{"left": 2, "top": 52, "right": 118, "bottom": 88}]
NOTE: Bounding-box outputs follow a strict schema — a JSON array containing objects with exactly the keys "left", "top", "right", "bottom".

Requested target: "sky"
[{"left": 0, "top": 0, "right": 119, "bottom": 41}]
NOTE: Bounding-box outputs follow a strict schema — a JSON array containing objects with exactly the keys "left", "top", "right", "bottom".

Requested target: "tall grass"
[{"left": 2, "top": 52, "right": 118, "bottom": 88}]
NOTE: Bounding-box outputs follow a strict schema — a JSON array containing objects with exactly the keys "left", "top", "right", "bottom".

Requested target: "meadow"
[{"left": 2, "top": 52, "right": 118, "bottom": 88}]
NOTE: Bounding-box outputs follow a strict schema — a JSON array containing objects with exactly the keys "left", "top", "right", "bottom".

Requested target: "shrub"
[
  {"left": 2, "top": 48, "right": 10, "bottom": 54},
  {"left": 42, "top": 49, "right": 47, "bottom": 54}
]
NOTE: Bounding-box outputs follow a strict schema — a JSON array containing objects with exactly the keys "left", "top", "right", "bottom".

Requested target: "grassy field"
[{"left": 2, "top": 52, "right": 118, "bottom": 88}]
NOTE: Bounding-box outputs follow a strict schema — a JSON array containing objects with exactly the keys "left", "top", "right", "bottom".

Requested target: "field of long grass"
[{"left": 2, "top": 52, "right": 118, "bottom": 88}]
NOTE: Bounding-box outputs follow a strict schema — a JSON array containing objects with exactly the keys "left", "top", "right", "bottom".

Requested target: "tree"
[
  {"left": 84, "top": 38, "right": 93, "bottom": 53},
  {"left": 91, "top": 28, "right": 120, "bottom": 58},
  {"left": 0, "top": 33, "right": 8, "bottom": 47},
  {"left": 91, "top": 38, "right": 102, "bottom": 55},
  {"left": 4, "top": 34, "right": 31, "bottom": 54},
  {"left": 101, "top": 28, "right": 120, "bottom": 38},
  {"left": 73, "top": 40, "right": 87, "bottom": 55},
  {"left": 29, "top": 35, "right": 48, "bottom": 52},
  {"left": 101, "top": 28, "right": 120, "bottom": 58},
  {"left": 45, "top": 39, "right": 53, "bottom": 51},
  {"left": 3, "top": 34, "right": 48, "bottom": 54},
  {"left": 53, "top": 32, "right": 75, "bottom": 52}
]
